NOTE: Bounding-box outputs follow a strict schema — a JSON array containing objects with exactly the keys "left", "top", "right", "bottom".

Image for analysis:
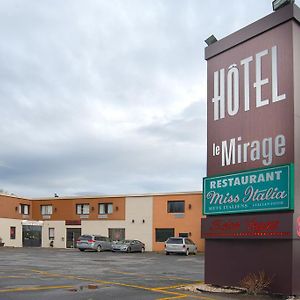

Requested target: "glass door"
[{"left": 66, "top": 228, "right": 81, "bottom": 248}]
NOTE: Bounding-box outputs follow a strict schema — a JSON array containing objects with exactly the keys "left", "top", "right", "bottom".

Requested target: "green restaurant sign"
[{"left": 203, "top": 164, "right": 294, "bottom": 215}]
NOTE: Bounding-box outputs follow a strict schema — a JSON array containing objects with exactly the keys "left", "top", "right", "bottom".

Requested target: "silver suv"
[
  {"left": 165, "top": 237, "right": 197, "bottom": 256},
  {"left": 76, "top": 235, "right": 112, "bottom": 252}
]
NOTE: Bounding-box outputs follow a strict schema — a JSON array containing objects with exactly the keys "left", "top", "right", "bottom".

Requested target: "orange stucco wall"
[
  {"left": 0, "top": 195, "right": 32, "bottom": 220},
  {"left": 152, "top": 193, "right": 204, "bottom": 252},
  {"left": 32, "top": 197, "right": 126, "bottom": 221}
]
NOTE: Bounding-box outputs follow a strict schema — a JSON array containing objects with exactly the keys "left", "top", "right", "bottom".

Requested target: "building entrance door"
[
  {"left": 22, "top": 225, "right": 42, "bottom": 247},
  {"left": 66, "top": 228, "right": 81, "bottom": 248}
]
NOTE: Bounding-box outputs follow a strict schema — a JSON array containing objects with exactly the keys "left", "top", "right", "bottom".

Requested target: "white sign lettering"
[
  {"left": 212, "top": 46, "right": 286, "bottom": 121},
  {"left": 212, "top": 134, "right": 286, "bottom": 167}
]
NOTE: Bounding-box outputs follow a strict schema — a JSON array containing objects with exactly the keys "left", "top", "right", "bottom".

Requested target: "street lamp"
[
  {"left": 205, "top": 35, "right": 218, "bottom": 46},
  {"left": 272, "top": 0, "right": 295, "bottom": 11}
]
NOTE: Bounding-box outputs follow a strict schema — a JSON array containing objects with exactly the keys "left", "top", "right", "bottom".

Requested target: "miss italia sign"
[{"left": 203, "top": 164, "right": 294, "bottom": 215}]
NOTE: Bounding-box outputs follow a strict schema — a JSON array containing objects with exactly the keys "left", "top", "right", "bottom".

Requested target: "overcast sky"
[{"left": 0, "top": 0, "right": 296, "bottom": 198}]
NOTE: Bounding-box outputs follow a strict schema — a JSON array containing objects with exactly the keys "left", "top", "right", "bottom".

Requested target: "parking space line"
[
  {"left": 29, "top": 269, "right": 215, "bottom": 300},
  {"left": 0, "top": 276, "right": 27, "bottom": 279},
  {"left": 0, "top": 285, "right": 74, "bottom": 293},
  {"left": 154, "top": 289, "right": 215, "bottom": 300},
  {"left": 153, "top": 288, "right": 215, "bottom": 300},
  {"left": 156, "top": 295, "right": 187, "bottom": 300},
  {"left": 31, "top": 270, "right": 156, "bottom": 290},
  {"left": 156, "top": 294, "right": 216, "bottom": 300},
  {"left": 0, "top": 268, "right": 30, "bottom": 273},
  {"left": 110, "top": 269, "right": 203, "bottom": 282},
  {"left": 30, "top": 269, "right": 65, "bottom": 277},
  {"left": 152, "top": 284, "right": 188, "bottom": 290},
  {"left": 159, "top": 276, "right": 202, "bottom": 282}
]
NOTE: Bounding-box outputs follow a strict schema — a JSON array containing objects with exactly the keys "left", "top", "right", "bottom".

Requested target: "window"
[
  {"left": 10, "top": 227, "right": 16, "bottom": 239},
  {"left": 41, "top": 205, "right": 53, "bottom": 215},
  {"left": 99, "top": 203, "right": 113, "bottom": 215},
  {"left": 179, "top": 232, "right": 189, "bottom": 238},
  {"left": 166, "top": 238, "right": 183, "bottom": 244},
  {"left": 76, "top": 204, "right": 89, "bottom": 215},
  {"left": 185, "top": 239, "right": 195, "bottom": 245},
  {"left": 49, "top": 228, "right": 55, "bottom": 240},
  {"left": 78, "top": 235, "right": 92, "bottom": 241},
  {"left": 19, "top": 204, "right": 30, "bottom": 215},
  {"left": 167, "top": 201, "right": 185, "bottom": 213},
  {"left": 95, "top": 236, "right": 111, "bottom": 242},
  {"left": 109, "top": 228, "right": 125, "bottom": 241},
  {"left": 155, "top": 228, "right": 174, "bottom": 242}
]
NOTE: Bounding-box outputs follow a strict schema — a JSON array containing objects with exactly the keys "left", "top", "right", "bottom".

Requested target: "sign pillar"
[{"left": 203, "top": 4, "right": 300, "bottom": 295}]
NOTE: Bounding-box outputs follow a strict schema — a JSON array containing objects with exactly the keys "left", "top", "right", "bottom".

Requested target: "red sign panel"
[
  {"left": 201, "top": 212, "right": 293, "bottom": 239},
  {"left": 65, "top": 220, "right": 81, "bottom": 226}
]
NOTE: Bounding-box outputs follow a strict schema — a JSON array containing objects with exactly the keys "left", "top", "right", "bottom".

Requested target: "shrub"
[{"left": 240, "top": 270, "right": 273, "bottom": 295}]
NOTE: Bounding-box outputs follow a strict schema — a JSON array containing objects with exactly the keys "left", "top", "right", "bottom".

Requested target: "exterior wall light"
[
  {"left": 188, "top": 204, "right": 192, "bottom": 210},
  {"left": 131, "top": 219, "right": 134, "bottom": 223},
  {"left": 272, "top": 0, "right": 294, "bottom": 11},
  {"left": 116, "top": 206, "right": 119, "bottom": 211},
  {"left": 142, "top": 219, "right": 145, "bottom": 223},
  {"left": 205, "top": 35, "right": 218, "bottom": 46}
]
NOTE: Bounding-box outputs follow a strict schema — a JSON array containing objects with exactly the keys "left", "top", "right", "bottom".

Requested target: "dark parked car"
[
  {"left": 76, "top": 235, "right": 112, "bottom": 252},
  {"left": 112, "top": 240, "right": 145, "bottom": 253}
]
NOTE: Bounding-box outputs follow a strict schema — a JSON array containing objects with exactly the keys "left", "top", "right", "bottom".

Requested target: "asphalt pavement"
[{"left": 0, "top": 248, "right": 296, "bottom": 300}]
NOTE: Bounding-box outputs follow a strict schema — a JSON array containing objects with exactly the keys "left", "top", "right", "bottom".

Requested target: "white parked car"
[{"left": 165, "top": 237, "right": 197, "bottom": 256}]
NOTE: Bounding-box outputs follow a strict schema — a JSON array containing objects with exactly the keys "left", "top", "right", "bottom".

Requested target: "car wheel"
[
  {"left": 127, "top": 247, "right": 131, "bottom": 253},
  {"left": 79, "top": 249, "right": 85, "bottom": 252},
  {"left": 185, "top": 249, "right": 189, "bottom": 256},
  {"left": 166, "top": 252, "right": 170, "bottom": 255},
  {"left": 97, "top": 245, "right": 102, "bottom": 252},
  {"left": 141, "top": 247, "right": 145, "bottom": 253}
]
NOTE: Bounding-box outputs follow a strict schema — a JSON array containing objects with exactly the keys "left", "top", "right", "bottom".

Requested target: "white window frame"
[
  {"left": 19, "top": 204, "right": 30, "bottom": 215},
  {"left": 99, "top": 203, "right": 113, "bottom": 215},
  {"left": 76, "top": 204, "right": 90, "bottom": 215},
  {"left": 41, "top": 205, "right": 53, "bottom": 215},
  {"left": 49, "top": 228, "right": 55, "bottom": 240}
]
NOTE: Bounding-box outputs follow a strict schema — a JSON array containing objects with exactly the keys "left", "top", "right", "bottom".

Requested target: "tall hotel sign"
[
  {"left": 202, "top": 3, "right": 300, "bottom": 295},
  {"left": 207, "top": 35, "right": 293, "bottom": 176}
]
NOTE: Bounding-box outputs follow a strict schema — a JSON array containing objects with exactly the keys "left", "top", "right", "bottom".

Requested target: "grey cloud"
[
  {"left": 0, "top": 0, "right": 282, "bottom": 197},
  {"left": 138, "top": 101, "right": 206, "bottom": 143}
]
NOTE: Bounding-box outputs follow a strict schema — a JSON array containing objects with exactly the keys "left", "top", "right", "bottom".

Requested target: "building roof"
[{"left": 31, "top": 191, "right": 202, "bottom": 201}]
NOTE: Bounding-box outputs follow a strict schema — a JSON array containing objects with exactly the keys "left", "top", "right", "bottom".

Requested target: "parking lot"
[
  {"left": 0, "top": 248, "right": 286, "bottom": 300},
  {"left": 0, "top": 247, "right": 208, "bottom": 300}
]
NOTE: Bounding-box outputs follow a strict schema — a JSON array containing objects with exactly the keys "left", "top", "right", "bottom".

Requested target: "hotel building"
[{"left": 0, "top": 192, "right": 204, "bottom": 252}]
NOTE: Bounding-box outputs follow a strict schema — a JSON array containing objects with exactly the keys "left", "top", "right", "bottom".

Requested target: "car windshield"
[
  {"left": 166, "top": 238, "right": 183, "bottom": 244},
  {"left": 115, "top": 240, "right": 131, "bottom": 244},
  {"left": 79, "top": 235, "right": 92, "bottom": 240}
]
